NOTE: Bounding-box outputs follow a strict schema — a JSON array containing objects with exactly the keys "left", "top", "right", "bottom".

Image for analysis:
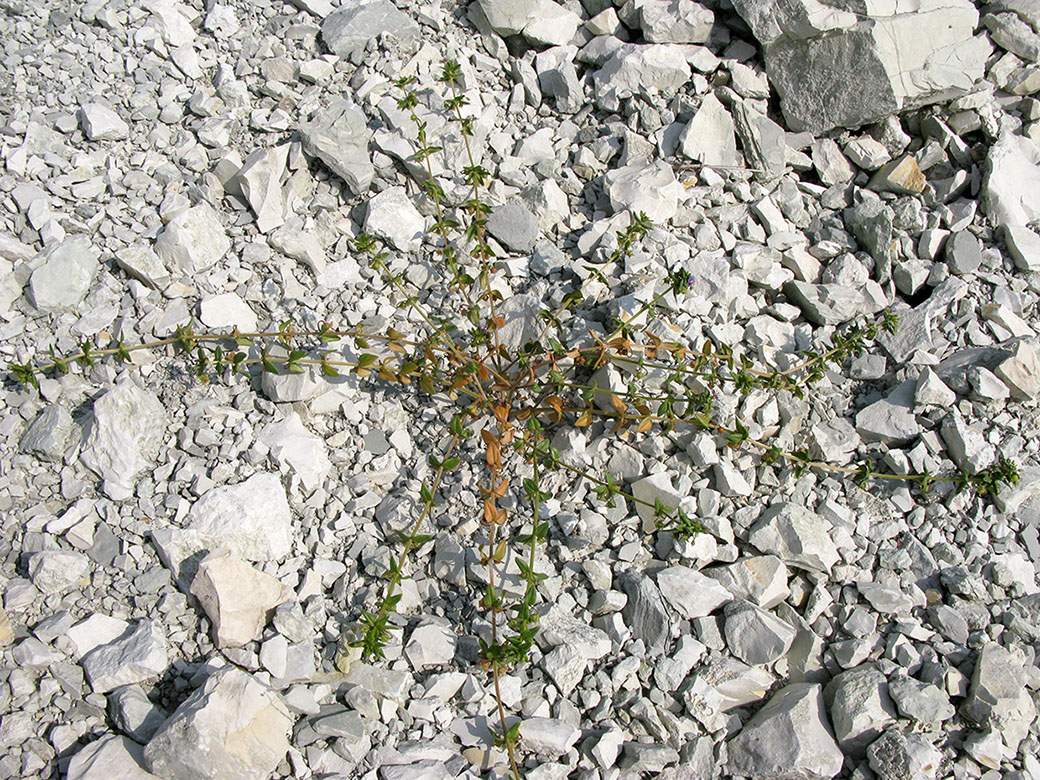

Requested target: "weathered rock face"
[
  {"left": 730, "top": 0, "right": 990, "bottom": 133},
  {"left": 143, "top": 667, "right": 292, "bottom": 780}
]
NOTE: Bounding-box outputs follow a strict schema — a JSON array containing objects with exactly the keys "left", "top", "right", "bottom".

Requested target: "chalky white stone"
[
  {"left": 144, "top": 668, "right": 292, "bottom": 780},
  {"left": 80, "top": 377, "right": 168, "bottom": 501}
]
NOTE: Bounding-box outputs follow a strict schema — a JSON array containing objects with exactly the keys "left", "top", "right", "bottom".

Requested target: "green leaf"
[{"left": 441, "top": 457, "right": 461, "bottom": 472}]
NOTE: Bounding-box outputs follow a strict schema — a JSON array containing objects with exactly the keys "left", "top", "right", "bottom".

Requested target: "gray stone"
[
  {"left": 404, "top": 620, "right": 457, "bottom": 669},
  {"left": 657, "top": 565, "right": 733, "bottom": 618},
  {"left": 826, "top": 665, "right": 897, "bottom": 757},
  {"left": 747, "top": 503, "right": 840, "bottom": 574},
  {"left": 233, "top": 146, "right": 288, "bottom": 233},
  {"left": 940, "top": 409, "right": 995, "bottom": 472},
  {"left": 704, "top": 556, "right": 790, "bottom": 609},
  {"left": 479, "top": 0, "right": 580, "bottom": 45},
  {"left": 724, "top": 600, "right": 796, "bottom": 666},
  {"left": 495, "top": 294, "right": 543, "bottom": 352},
  {"left": 679, "top": 93, "right": 740, "bottom": 168},
  {"left": 517, "top": 718, "right": 580, "bottom": 756},
  {"left": 144, "top": 668, "right": 292, "bottom": 780},
  {"left": 67, "top": 735, "right": 161, "bottom": 780},
  {"left": 535, "top": 47, "right": 584, "bottom": 113},
  {"left": 812, "top": 139, "right": 855, "bottom": 185},
  {"left": 984, "top": 11, "right": 1040, "bottom": 60},
  {"left": 604, "top": 160, "right": 684, "bottom": 222},
  {"left": 80, "top": 103, "right": 129, "bottom": 141},
  {"left": 844, "top": 195, "right": 893, "bottom": 270},
  {"left": 730, "top": 0, "right": 987, "bottom": 134},
  {"left": 80, "top": 377, "right": 168, "bottom": 501},
  {"left": 539, "top": 605, "right": 611, "bottom": 660},
  {"left": 915, "top": 368, "right": 957, "bottom": 408},
  {"left": 887, "top": 676, "right": 955, "bottom": 724},
  {"left": 13, "top": 636, "right": 59, "bottom": 667},
  {"left": 727, "top": 683, "right": 844, "bottom": 780},
  {"left": 619, "top": 570, "right": 671, "bottom": 656},
  {"left": 592, "top": 44, "right": 692, "bottom": 105},
  {"left": 28, "top": 236, "right": 99, "bottom": 312},
  {"left": 109, "top": 685, "right": 168, "bottom": 744},
  {"left": 486, "top": 201, "right": 539, "bottom": 253},
  {"left": 618, "top": 742, "right": 679, "bottom": 772},
  {"left": 636, "top": 0, "right": 714, "bottom": 43},
  {"left": 321, "top": 0, "right": 420, "bottom": 60},
  {"left": 732, "top": 101, "right": 787, "bottom": 180},
  {"left": 945, "top": 230, "right": 983, "bottom": 275},
  {"left": 81, "top": 621, "right": 169, "bottom": 694},
  {"left": 995, "top": 340, "right": 1040, "bottom": 400},
  {"left": 19, "top": 404, "right": 74, "bottom": 462},
  {"left": 855, "top": 379, "right": 921, "bottom": 446},
  {"left": 115, "top": 244, "right": 171, "bottom": 289},
  {"left": 927, "top": 604, "right": 969, "bottom": 645},
  {"left": 866, "top": 730, "right": 942, "bottom": 780},
  {"left": 985, "top": 132, "right": 1040, "bottom": 227},
  {"left": 1004, "top": 224, "right": 1040, "bottom": 271},
  {"left": 856, "top": 581, "right": 915, "bottom": 614},
  {"left": 962, "top": 643, "right": 1037, "bottom": 748},
  {"left": 542, "top": 643, "right": 586, "bottom": 695},
  {"left": 154, "top": 203, "right": 231, "bottom": 276},
  {"left": 784, "top": 281, "right": 864, "bottom": 326},
  {"left": 298, "top": 100, "right": 374, "bottom": 195},
  {"left": 28, "top": 550, "right": 89, "bottom": 595}
]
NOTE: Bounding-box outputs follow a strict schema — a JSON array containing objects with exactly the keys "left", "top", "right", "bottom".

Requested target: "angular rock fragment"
[
  {"left": 962, "top": 642, "right": 1037, "bottom": 749},
  {"left": 887, "top": 676, "right": 955, "bottom": 724},
  {"left": 618, "top": 570, "right": 671, "bottom": 656},
  {"left": 517, "top": 718, "right": 580, "bottom": 756},
  {"left": 747, "top": 503, "right": 840, "bottom": 574},
  {"left": 233, "top": 146, "right": 288, "bottom": 233},
  {"left": 723, "top": 600, "right": 796, "bottom": 666},
  {"left": 995, "top": 340, "right": 1040, "bottom": 400},
  {"left": 28, "top": 236, "right": 99, "bottom": 313},
  {"left": 730, "top": 0, "right": 988, "bottom": 133},
  {"left": 855, "top": 380, "right": 921, "bottom": 446},
  {"left": 151, "top": 473, "right": 293, "bottom": 585},
  {"left": 404, "top": 620, "right": 457, "bottom": 669},
  {"left": 321, "top": 0, "right": 420, "bottom": 61},
  {"left": 115, "top": 244, "right": 171, "bottom": 289},
  {"left": 826, "top": 665, "right": 897, "bottom": 757},
  {"left": 985, "top": 132, "right": 1040, "bottom": 226},
  {"left": 144, "top": 668, "right": 292, "bottom": 780},
  {"left": 732, "top": 101, "right": 787, "bottom": 180},
  {"left": 259, "top": 412, "right": 332, "bottom": 493},
  {"left": 592, "top": 44, "right": 692, "bottom": 106},
  {"left": 486, "top": 201, "right": 539, "bottom": 253},
  {"left": 680, "top": 93, "right": 740, "bottom": 167},
  {"left": 154, "top": 203, "right": 231, "bottom": 275},
  {"left": 869, "top": 154, "right": 925, "bottom": 195},
  {"left": 704, "top": 556, "right": 790, "bottom": 609},
  {"left": 1003, "top": 224, "right": 1040, "bottom": 271},
  {"left": 784, "top": 281, "right": 865, "bottom": 325},
  {"left": 80, "top": 377, "right": 168, "bottom": 501},
  {"left": 656, "top": 565, "right": 732, "bottom": 619},
  {"left": 19, "top": 404, "right": 74, "bottom": 462},
  {"left": 67, "top": 735, "right": 161, "bottom": 780},
  {"left": 81, "top": 621, "right": 169, "bottom": 693},
  {"left": 867, "top": 730, "right": 942, "bottom": 780},
  {"left": 80, "top": 103, "right": 129, "bottom": 141},
  {"left": 364, "top": 187, "right": 426, "bottom": 252},
  {"left": 604, "top": 160, "right": 684, "bottom": 223},
  {"left": 28, "top": 550, "right": 89, "bottom": 595},
  {"left": 298, "top": 100, "right": 374, "bottom": 195},
  {"left": 108, "top": 685, "right": 169, "bottom": 743},
  {"left": 190, "top": 549, "right": 291, "bottom": 648},
  {"left": 727, "top": 683, "right": 844, "bottom": 779},
  {"left": 636, "top": 0, "right": 714, "bottom": 44}
]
